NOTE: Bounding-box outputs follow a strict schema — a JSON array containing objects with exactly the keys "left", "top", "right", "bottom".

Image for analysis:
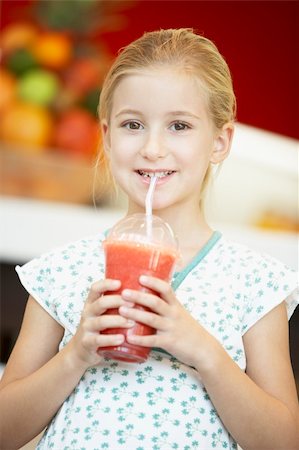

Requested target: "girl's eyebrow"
[
  {"left": 115, "top": 109, "right": 201, "bottom": 120},
  {"left": 115, "top": 109, "right": 143, "bottom": 118},
  {"left": 167, "top": 111, "right": 201, "bottom": 120}
]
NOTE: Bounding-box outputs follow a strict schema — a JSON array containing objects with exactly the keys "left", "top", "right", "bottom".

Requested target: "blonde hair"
[{"left": 97, "top": 28, "right": 236, "bottom": 202}]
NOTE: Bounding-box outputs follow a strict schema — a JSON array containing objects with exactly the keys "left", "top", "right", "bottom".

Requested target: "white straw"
[{"left": 145, "top": 175, "right": 157, "bottom": 239}]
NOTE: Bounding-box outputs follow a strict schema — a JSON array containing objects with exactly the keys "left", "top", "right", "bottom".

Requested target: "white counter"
[{"left": 0, "top": 196, "right": 124, "bottom": 262}]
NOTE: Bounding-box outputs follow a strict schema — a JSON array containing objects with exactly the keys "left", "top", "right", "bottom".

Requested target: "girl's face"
[{"left": 102, "top": 68, "right": 232, "bottom": 214}]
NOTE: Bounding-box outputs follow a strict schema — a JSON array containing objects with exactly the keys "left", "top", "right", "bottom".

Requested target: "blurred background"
[{"left": 0, "top": 0, "right": 298, "bottom": 397}]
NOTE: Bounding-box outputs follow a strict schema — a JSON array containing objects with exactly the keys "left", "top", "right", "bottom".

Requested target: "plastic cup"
[{"left": 98, "top": 213, "right": 178, "bottom": 363}]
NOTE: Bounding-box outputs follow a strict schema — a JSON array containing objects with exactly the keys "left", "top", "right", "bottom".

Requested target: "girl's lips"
[{"left": 134, "top": 170, "right": 176, "bottom": 185}]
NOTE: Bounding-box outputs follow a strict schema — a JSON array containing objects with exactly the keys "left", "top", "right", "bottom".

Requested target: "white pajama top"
[{"left": 16, "top": 230, "right": 298, "bottom": 450}]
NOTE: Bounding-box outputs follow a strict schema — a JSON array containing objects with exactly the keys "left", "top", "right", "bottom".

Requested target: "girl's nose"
[{"left": 139, "top": 132, "right": 167, "bottom": 161}]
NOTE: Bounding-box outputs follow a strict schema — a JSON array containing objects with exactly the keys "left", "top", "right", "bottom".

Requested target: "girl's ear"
[
  {"left": 210, "top": 123, "right": 234, "bottom": 164},
  {"left": 101, "top": 119, "right": 111, "bottom": 155}
]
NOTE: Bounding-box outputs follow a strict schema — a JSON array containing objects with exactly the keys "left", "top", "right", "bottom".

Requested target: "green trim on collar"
[{"left": 171, "top": 231, "right": 222, "bottom": 291}]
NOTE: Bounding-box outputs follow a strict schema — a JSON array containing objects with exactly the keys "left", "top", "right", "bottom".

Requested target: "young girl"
[{"left": 0, "top": 28, "right": 298, "bottom": 450}]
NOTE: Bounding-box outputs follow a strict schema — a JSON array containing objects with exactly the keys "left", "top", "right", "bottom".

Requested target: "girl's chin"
[{"left": 133, "top": 198, "right": 174, "bottom": 214}]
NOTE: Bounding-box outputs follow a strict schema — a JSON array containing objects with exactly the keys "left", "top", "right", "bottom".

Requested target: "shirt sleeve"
[
  {"left": 15, "top": 233, "right": 106, "bottom": 333},
  {"left": 239, "top": 250, "right": 298, "bottom": 335},
  {"left": 16, "top": 250, "right": 65, "bottom": 327}
]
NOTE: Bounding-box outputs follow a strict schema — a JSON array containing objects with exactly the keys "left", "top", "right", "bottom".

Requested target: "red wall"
[
  {"left": 2, "top": 0, "right": 298, "bottom": 139},
  {"left": 99, "top": 0, "right": 299, "bottom": 140}
]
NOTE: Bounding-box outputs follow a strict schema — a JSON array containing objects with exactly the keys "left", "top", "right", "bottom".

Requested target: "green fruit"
[
  {"left": 80, "top": 88, "right": 101, "bottom": 117},
  {"left": 18, "top": 69, "right": 60, "bottom": 106},
  {"left": 7, "top": 48, "right": 38, "bottom": 76}
]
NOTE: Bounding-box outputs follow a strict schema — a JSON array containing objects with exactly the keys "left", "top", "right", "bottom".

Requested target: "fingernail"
[
  {"left": 122, "top": 289, "right": 132, "bottom": 298},
  {"left": 127, "top": 319, "right": 135, "bottom": 327},
  {"left": 123, "top": 301, "right": 135, "bottom": 308},
  {"left": 139, "top": 275, "right": 148, "bottom": 283}
]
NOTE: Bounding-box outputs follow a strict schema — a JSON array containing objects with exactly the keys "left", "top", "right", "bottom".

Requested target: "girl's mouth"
[{"left": 136, "top": 169, "right": 176, "bottom": 182}]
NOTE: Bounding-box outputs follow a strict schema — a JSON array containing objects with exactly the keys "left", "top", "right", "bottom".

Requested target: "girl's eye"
[
  {"left": 170, "top": 122, "right": 190, "bottom": 131},
  {"left": 123, "top": 121, "right": 143, "bottom": 130}
]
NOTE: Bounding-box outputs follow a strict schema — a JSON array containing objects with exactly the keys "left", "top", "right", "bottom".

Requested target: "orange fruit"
[
  {"left": 64, "top": 57, "right": 103, "bottom": 95},
  {"left": 0, "top": 22, "right": 38, "bottom": 55},
  {"left": 53, "top": 108, "right": 100, "bottom": 160},
  {"left": 0, "top": 69, "right": 17, "bottom": 112},
  {"left": 0, "top": 102, "right": 54, "bottom": 151},
  {"left": 32, "top": 32, "right": 73, "bottom": 69}
]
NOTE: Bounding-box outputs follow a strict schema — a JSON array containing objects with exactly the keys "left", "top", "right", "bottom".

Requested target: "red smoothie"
[{"left": 99, "top": 240, "right": 177, "bottom": 363}]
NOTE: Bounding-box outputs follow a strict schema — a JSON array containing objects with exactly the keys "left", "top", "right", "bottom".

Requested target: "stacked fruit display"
[
  {"left": 0, "top": 19, "right": 112, "bottom": 157},
  {"left": 0, "top": 17, "right": 113, "bottom": 202}
]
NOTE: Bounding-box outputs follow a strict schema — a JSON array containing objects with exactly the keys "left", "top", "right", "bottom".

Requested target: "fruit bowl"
[{"left": 0, "top": 143, "right": 108, "bottom": 205}]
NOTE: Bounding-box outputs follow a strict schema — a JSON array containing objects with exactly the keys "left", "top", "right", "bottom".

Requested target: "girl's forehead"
[
  {"left": 118, "top": 67, "right": 205, "bottom": 89},
  {"left": 111, "top": 68, "right": 209, "bottom": 112}
]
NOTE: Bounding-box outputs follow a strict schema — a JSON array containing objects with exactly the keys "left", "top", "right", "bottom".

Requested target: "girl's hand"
[
  {"left": 119, "top": 275, "right": 219, "bottom": 369},
  {"left": 68, "top": 279, "right": 135, "bottom": 369}
]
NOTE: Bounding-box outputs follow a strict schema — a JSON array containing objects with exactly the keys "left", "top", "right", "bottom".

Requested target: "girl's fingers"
[
  {"left": 97, "top": 334, "right": 125, "bottom": 348},
  {"left": 121, "top": 278, "right": 175, "bottom": 313},
  {"left": 126, "top": 332, "right": 159, "bottom": 348},
  {"left": 82, "top": 332, "right": 125, "bottom": 350},
  {"left": 119, "top": 305, "right": 164, "bottom": 331},
  {"left": 139, "top": 276, "right": 176, "bottom": 304},
  {"left": 86, "top": 279, "right": 121, "bottom": 304},
  {"left": 121, "top": 289, "right": 164, "bottom": 314},
  {"left": 85, "top": 315, "right": 135, "bottom": 332},
  {"left": 89, "top": 294, "right": 125, "bottom": 316}
]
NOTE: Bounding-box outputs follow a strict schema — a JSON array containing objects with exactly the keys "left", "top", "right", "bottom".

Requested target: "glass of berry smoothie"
[{"left": 98, "top": 213, "right": 179, "bottom": 363}]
